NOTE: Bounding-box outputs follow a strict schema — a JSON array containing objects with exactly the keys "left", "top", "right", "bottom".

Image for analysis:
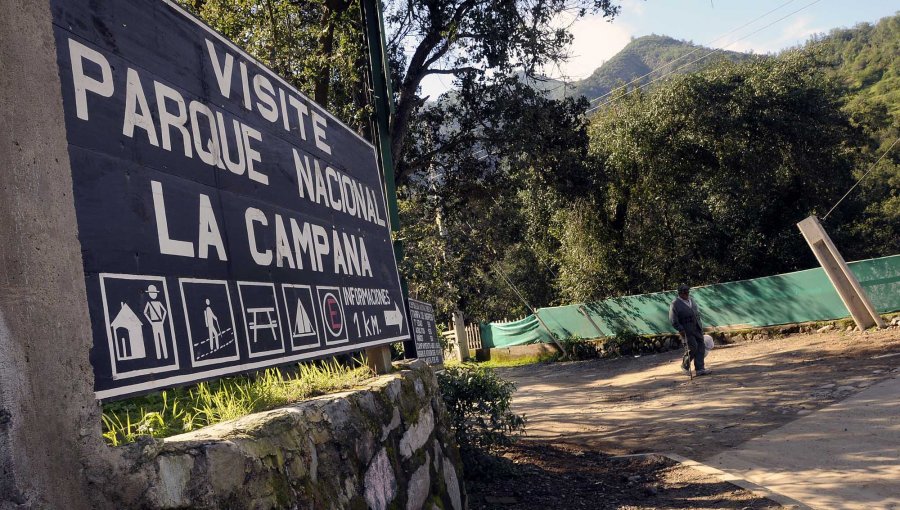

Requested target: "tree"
[
  {"left": 570, "top": 51, "right": 865, "bottom": 298},
  {"left": 385, "top": 0, "right": 619, "bottom": 183},
  {"left": 182, "top": 0, "right": 370, "bottom": 127},
  {"left": 398, "top": 78, "right": 593, "bottom": 321}
]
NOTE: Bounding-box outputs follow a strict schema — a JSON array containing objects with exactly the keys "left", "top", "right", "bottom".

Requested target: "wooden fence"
[{"left": 442, "top": 316, "right": 526, "bottom": 357}]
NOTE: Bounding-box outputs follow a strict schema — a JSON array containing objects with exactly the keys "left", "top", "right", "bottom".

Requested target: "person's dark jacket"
[{"left": 669, "top": 297, "right": 702, "bottom": 337}]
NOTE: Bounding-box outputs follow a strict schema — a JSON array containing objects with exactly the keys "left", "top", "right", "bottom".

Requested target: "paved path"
[
  {"left": 498, "top": 328, "right": 900, "bottom": 508},
  {"left": 709, "top": 375, "right": 900, "bottom": 510}
]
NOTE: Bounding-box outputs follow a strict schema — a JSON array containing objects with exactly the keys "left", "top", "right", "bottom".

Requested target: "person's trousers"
[{"left": 682, "top": 332, "right": 705, "bottom": 371}]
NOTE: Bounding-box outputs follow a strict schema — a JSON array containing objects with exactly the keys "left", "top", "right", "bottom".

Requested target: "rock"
[
  {"left": 399, "top": 407, "right": 435, "bottom": 458},
  {"left": 154, "top": 455, "right": 193, "bottom": 508},
  {"left": 818, "top": 383, "right": 836, "bottom": 389},
  {"left": 381, "top": 408, "right": 401, "bottom": 441},
  {"left": 778, "top": 325, "right": 800, "bottom": 335},
  {"left": 406, "top": 454, "right": 431, "bottom": 510},
  {"left": 95, "top": 361, "right": 465, "bottom": 510},
  {"left": 846, "top": 326, "right": 854, "bottom": 332},
  {"left": 308, "top": 438, "right": 318, "bottom": 482},
  {"left": 442, "top": 457, "right": 463, "bottom": 510},
  {"left": 816, "top": 325, "right": 833, "bottom": 334},
  {"left": 364, "top": 448, "right": 397, "bottom": 510}
]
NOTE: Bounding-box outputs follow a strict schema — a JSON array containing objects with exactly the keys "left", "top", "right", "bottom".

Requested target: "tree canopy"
[{"left": 181, "top": 2, "right": 898, "bottom": 323}]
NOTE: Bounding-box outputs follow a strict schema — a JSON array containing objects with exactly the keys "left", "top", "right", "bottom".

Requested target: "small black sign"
[
  {"left": 408, "top": 299, "right": 444, "bottom": 366},
  {"left": 50, "top": 0, "right": 409, "bottom": 400}
]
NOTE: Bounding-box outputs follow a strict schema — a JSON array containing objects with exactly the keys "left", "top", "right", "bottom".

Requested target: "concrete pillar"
[
  {"left": 452, "top": 310, "right": 470, "bottom": 361},
  {"left": 797, "top": 215, "right": 886, "bottom": 330},
  {"left": 365, "top": 345, "right": 393, "bottom": 374},
  {"left": 0, "top": 1, "right": 108, "bottom": 507}
]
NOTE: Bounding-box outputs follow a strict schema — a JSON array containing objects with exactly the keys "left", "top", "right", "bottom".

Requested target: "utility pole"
[{"left": 360, "top": 0, "right": 414, "bottom": 370}]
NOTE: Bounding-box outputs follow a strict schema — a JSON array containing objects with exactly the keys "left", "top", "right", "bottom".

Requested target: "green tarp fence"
[{"left": 480, "top": 254, "right": 900, "bottom": 348}]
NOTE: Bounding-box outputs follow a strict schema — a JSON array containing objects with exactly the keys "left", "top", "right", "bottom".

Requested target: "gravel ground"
[
  {"left": 467, "top": 441, "right": 781, "bottom": 509},
  {"left": 466, "top": 325, "right": 900, "bottom": 509}
]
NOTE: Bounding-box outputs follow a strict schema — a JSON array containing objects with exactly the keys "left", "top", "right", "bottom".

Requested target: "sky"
[{"left": 419, "top": 0, "right": 899, "bottom": 98}]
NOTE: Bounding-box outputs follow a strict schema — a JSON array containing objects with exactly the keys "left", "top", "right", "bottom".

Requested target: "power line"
[
  {"left": 822, "top": 135, "right": 900, "bottom": 221},
  {"left": 586, "top": 0, "right": 822, "bottom": 114},
  {"left": 588, "top": 0, "right": 799, "bottom": 105}
]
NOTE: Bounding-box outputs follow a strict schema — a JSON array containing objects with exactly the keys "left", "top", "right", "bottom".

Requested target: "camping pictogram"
[
  {"left": 281, "top": 284, "right": 321, "bottom": 350},
  {"left": 99, "top": 274, "right": 180, "bottom": 379}
]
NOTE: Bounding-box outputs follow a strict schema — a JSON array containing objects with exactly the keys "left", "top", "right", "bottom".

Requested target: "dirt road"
[{"left": 498, "top": 327, "right": 900, "bottom": 461}]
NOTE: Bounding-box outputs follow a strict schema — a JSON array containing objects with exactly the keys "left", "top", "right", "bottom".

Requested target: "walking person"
[
  {"left": 669, "top": 284, "right": 709, "bottom": 376},
  {"left": 203, "top": 299, "right": 221, "bottom": 351}
]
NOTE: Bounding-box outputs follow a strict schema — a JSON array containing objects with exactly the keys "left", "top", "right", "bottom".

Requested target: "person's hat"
[
  {"left": 146, "top": 284, "right": 158, "bottom": 293},
  {"left": 677, "top": 284, "right": 690, "bottom": 293}
]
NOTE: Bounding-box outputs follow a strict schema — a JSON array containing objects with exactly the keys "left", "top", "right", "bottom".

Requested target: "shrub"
[
  {"left": 560, "top": 335, "right": 599, "bottom": 360},
  {"left": 437, "top": 364, "right": 526, "bottom": 475},
  {"left": 603, "top": 329, "right": 644, "bottom": 356}
]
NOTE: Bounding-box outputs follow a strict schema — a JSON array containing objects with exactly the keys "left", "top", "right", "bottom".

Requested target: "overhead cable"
[
  {"left": 822, "top": 135, "right": 900, "bottom": 221},
  {"left": 587, "top": 0, "right": 799, "bottom": 105},
  {"left": 586, "top": 0, "right": 822, "bottom": 114}
]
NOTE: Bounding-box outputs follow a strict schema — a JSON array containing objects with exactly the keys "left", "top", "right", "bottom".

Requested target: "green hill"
[
  {"left": 569, "top": 35, "right": 754, "bottom": 102},
  {"left": 516, "top": 36, "right": 753, "bottom": 102},
  {"left": 809, "top": 13, "right": 900, "bottom": 120}
]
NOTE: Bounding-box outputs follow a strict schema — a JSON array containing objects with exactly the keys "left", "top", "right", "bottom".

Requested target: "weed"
[
  {"left": 102, "top": 358, "right": 373, "bottom": 446},
  {"left": 476, "top": 353, "right": 559, "bottom": 368}
]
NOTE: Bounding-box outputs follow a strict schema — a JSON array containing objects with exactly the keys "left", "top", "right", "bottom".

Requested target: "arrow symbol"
[{"left": 383, "top": 304, "right": 404, "bottom": 333}]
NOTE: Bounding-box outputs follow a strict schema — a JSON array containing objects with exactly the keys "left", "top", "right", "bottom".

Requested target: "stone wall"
[{"left": 99, "top": 360, "right": 465, "bottom": 510}]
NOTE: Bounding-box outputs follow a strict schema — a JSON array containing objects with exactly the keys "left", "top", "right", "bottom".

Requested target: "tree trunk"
[{"left": 314, "top": 0, "right": 352, "bottom": 107}]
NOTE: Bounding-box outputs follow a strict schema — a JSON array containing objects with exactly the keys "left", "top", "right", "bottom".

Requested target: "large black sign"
[
  {"left": 50, "top": 0, "right": 409, "bottom": 400},
  {"left": 408, "top": 299, "right": 444, "bottom": 366}
]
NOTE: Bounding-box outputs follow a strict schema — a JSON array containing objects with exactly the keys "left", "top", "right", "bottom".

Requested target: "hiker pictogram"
[{"left": 179, "top": 279, "right": 240, "bottom": 367}]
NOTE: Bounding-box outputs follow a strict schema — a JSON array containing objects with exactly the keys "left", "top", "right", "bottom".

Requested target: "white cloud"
[
  {"left": 618, "top": 0, "right": 647, "bottom": 17},
  {"left": 546, "top": 14, "right": 635, "bottom": 80}
]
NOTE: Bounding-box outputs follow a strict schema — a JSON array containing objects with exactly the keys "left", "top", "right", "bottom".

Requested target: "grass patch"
[
  {"left": 102, "top": 358, "right": 374, "bottom": 446},
  {"left": 475, "top": 353, "right": 559, "bottom": 368}
]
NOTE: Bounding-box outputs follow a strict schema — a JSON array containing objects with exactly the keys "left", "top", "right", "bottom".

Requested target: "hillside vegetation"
[
  {"left": 521, "top": 35, "right": 754, "bottom": 101},
  {"left": 812, "top": 13, "right": 900, "bottom": 119},
  {"left": 571, "top": 35, "right": 755, "bottom": 100}
]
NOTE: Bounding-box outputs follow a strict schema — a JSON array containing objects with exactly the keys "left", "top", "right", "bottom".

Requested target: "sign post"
[
  {"left": 360, "top": 0, "right": 412, "bottom": 372},
  {"left": 408, "top": 299, "right": 445, "bottom": 367},
  {"left": 49, "top": 0, "right": 410, "bottom": 400},
  {"left": 797, "top": 215, "right": 885, "bottom": 330}
]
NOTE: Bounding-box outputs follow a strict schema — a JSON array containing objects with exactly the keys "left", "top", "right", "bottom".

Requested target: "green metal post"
[
  {"left": 361, "top": 0, "right": 414, "bottom": 360},
  {"left": 361, "top": 0, "right": 401, "bottom": 232}
]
